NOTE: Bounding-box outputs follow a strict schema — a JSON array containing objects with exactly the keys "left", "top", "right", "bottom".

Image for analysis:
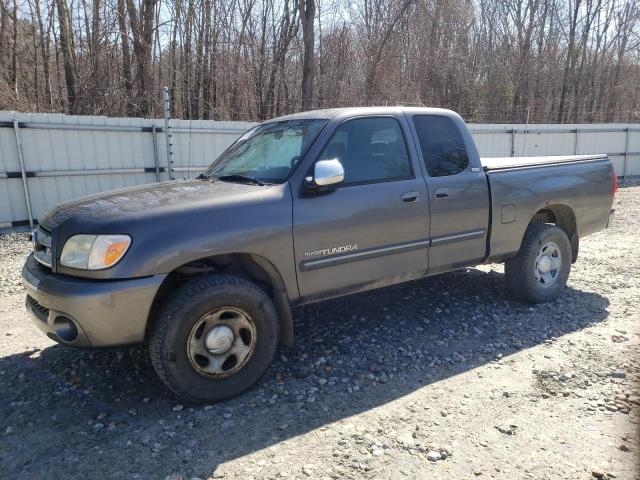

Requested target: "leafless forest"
[{"left": 0, "top": 0, "right": 639, "bottom": 123}]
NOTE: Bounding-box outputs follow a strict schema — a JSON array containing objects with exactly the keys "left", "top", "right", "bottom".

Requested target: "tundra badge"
[{"left": 303, "top": 244, "right": 358, "bottom": 258}]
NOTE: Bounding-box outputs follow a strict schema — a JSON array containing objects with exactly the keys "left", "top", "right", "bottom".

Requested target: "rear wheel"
[
  {"left": 149, "top": 274, "right": 279, "bottom": 402},
  {"left": 505, "top": 223, "right": 571, "bottom": 303}
]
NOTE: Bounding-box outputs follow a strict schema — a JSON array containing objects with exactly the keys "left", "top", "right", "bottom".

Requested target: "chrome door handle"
[
  {"left": 401, "top": 192, "right": 419, "bottom": 203},
  {"left": 435, "top": 188, "right": 450, "bottom": 199}
]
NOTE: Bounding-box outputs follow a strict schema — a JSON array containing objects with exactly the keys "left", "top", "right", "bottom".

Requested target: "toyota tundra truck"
[{"left": 22, "top": 107, "right": 617, "bottom": 402}]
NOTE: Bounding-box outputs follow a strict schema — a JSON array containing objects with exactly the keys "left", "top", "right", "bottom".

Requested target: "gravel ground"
[{"left": 1, "top": 183, "right": 639, "bottom": 480}]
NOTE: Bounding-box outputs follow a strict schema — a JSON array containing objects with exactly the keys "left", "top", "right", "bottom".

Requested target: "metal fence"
[{"left": 1, "top": 110, "right": 638, "bottom": 233}]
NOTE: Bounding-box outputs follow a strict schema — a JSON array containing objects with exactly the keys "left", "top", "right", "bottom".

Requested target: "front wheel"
[
  {"left": 149, "top": 274, "right": 279, "bottom": 402},
  {"left": 505, "top": 223, "right": 572, "bottom": 303}
]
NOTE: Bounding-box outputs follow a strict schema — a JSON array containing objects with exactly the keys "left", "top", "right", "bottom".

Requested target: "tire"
[
  {"left": 504, "top": 223, "right": 572, "bottom": 303},
  {"left": 149, "top": 274, "right": 279, "bottom": 402}
]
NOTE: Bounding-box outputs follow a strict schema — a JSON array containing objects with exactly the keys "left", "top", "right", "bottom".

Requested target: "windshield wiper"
[{"left": 217, "top": 174, "right": 266, "bottom": 186}]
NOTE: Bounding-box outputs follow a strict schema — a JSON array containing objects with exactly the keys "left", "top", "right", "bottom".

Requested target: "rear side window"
[
  {"left": 412, "top": 115, "right": 469, "bottom": 177},
  {"left": 318, "top": 117, "right": 412, "bottom": 185}
]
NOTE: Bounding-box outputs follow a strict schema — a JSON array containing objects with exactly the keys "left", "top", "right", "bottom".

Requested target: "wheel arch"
[
  {"left": 147, "top": 253, "right": 294, "bottom": 347},
  {"left": 530, "top": 204, "right": 578, "bottom": 263}
]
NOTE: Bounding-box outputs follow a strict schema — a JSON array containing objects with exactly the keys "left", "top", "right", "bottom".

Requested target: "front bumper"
[{"left": 22, "top": 254, "right": 166, "bottom": 347}]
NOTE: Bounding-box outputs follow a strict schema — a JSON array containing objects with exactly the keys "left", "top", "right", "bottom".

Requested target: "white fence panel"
[
  {"left": 169, "top": 119, "right": 249, "bottom": 175},
  {"left": 0, "top": 111, "right": 637, "bottom": 233},
  {"left": 0, "top": 111, "right": 253, "bottom": 232},
  {"left": 628, "top": 130, "right": 640, "bottom": 176}
]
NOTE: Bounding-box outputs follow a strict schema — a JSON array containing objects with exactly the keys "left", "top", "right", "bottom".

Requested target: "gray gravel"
[
  {"left": 0, "top": 182, "right": 639, "bottom": 479},
  {"left": 0, "top": 233, "right": 31, "bottom": 297}
]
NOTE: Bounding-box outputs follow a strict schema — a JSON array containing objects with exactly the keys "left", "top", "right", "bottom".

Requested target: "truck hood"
[
  {"left": 40, "top": 178, "right": 293, "bottom": 280},
  {"left": 43, "top": 179, "right": 265, "bottom": 225}
]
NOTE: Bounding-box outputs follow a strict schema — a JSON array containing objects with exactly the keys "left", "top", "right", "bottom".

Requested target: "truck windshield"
[{"left": 201, "top": 119, "right": 327, "bottom": 184}]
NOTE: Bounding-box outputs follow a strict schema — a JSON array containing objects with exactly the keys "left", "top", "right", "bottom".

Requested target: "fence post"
[
  {"left": 151, "top": 125, "right": 160, "bottom": 181},
  {"left": 574, "top": 129, "right": 580, "bottom": 154},
  {"left": 623, "top": 128, "right": 630, "bottom": 180},
  {"left": 510, "top": 129, "right": 515, "bottom": 157},
  {"left": 13, "top": 118, "right": 34, "bottom": 229},
  {"left": 163, "top": 87, "right": 174, "bottom": 180}
]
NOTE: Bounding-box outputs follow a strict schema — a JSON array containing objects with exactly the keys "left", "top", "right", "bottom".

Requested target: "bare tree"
[
  {"left": 0, "top": 0, "right": 639, "bottom": 122},
  {"left": 126, "top": 0, "right": 158, "bottom": 115},
  {"left": 117, "top": 0, "right": 133, "bottom": 115},
  {"left": 55, "top": 0, "right": 77, "bottom": 113},
  {"left": 299, "top": 0, "right": 315, "bottom": 110}
]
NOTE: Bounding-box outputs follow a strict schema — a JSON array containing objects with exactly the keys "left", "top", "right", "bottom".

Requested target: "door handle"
[
  {"left": 435, "top": 188, "right": 450, "bottom": 199},
  {"left": 401, "top": 191, "right": 419, "bottom": 203}
]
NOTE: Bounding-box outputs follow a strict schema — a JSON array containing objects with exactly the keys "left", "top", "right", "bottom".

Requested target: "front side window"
[
  {"left": 318, "top": 117, "right": 412, "bottom": 185},
  {"left": 202, "top": 119, "right": 327, "bottom": 184},
  {"left": 412, "top": 115, "right": 469, "bottom": 177}
]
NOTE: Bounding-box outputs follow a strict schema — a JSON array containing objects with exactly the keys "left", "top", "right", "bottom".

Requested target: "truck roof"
[{"left": 268, "top": 106, "right": 459, "bottom": 122}]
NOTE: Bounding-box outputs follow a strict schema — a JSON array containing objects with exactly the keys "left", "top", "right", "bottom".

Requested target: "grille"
[
  {"left": 26, "top": 295, "right": 49, "bottom": 322},
  {"left": 33, "top": 225, "right": 53, "bottom": 269}
]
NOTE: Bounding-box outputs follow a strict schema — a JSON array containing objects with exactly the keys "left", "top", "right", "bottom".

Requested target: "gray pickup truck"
[{"left": 22, "top": 107, "right": 616, "bottom": 401}]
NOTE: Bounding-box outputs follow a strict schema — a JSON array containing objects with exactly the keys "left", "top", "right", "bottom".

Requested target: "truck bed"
[
  {"left": 481, "top": 153, "right": 614, "bottom": 264},
  {"left": 481, "top": 154, "right": 608, "bottom": 171}
]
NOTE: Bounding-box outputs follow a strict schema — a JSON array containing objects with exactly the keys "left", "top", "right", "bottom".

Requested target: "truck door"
[
  {"left": 292, "top": 115, "right": 430, "bottom": 301},
  {"left": 408, "top": 114, "right": 490, "bottom": 274}
]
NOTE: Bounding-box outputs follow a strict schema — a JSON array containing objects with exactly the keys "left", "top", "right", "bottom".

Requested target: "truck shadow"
[{"left": 1, "top": 267, "right": 610, "bottom": 479}]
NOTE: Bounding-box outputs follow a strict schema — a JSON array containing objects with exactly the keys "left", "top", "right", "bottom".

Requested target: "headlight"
[{"left": 60, "top": 234, "right": 131, "bottom": 270}]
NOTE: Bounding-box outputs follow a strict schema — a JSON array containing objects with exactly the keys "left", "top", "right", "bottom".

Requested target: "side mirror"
[{"left": 305, "top": 159, "right": 345, "bottom": 191}]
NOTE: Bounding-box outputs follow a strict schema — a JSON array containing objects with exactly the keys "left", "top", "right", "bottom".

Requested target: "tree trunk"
[
  {"left": 26, "top": 0, "right": 40, "bottom": 109},
  {"left": 126, "top": 0, "right": 157, "bottom": 116},
  {"left": 169, "top": 0, "right": 181, "bottom": 118},
  {"left": 140, "top": 0, "right": 156, "bottom": 116},
  {"left": 90, "top": 0, "right": 101, "bottom": 107},
  {"left": 117, "top": 0, "right": 133, "bottom": 115},
  {"left": 34, "top": 0, "right": 52, "bottom": 107},
  {"left": 299, "top": 0, "right": 315, "bottom": 111},
  {"left": 55, "top": 0, "right": 77, "bottom": 113},
  {"left": 10, "top": 0, "right": 18, "bottom": 96},
  {"left": 181, "top": 0, "right": 195, "bottom": 118},
  {"left": 557, "top": 0, "right": 581, "bottom": 123},
  {"left": 201, "top": 0, "right": 212, "bottom": 119},
  {"left": 192, "top": 3, "right": 206, "bottom": 119},
  {"left": 0, "top": 1, "right": 7, "bottom": 77}
]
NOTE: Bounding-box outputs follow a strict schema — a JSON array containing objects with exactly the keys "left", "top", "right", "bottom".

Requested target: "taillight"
[{"left": 612, "top": 169, "right": 618, "bottom": 196}]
